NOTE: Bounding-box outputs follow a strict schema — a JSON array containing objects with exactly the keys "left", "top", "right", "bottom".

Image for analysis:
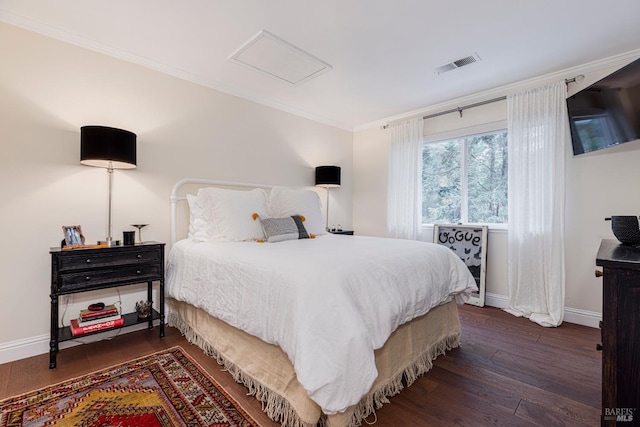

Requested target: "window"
[{"left": 422, "top": 129, "right": 508, "bottom": 225}]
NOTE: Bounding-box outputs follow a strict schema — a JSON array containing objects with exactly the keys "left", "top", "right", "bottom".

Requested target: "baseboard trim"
[
  {"left": 0, "top": 323, "right": 156, "bottom": 366},
  {"left": 0, "top": 333, "right": 50, "bottom": 365},
  {"left": 485, "top": 292, "right": 509, "bottom": 308},
  {"left": 484, "top": 292, "right": 601, "bottom": 328},
  {"left": 562, "top": 307, "right": 602, "bottom": 329}
]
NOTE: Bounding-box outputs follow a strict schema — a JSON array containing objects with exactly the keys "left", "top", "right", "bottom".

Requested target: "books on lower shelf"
[
  {"left": 70, "top": 316, "right": 124, "bottom": 336},
  {"left": 71, "top": 303, "right": 122, "bottom": 336},
  {"left": 79, "top": 304, "right": 118, "bottom": 321}
]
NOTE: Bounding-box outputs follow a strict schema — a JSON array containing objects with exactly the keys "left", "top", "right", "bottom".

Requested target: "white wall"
[
  {"left": 354, "top": 57, "right": 640, "bottom": 325},
  {"left": 0, "top": 22, "right": 352, "bottom": 359}
]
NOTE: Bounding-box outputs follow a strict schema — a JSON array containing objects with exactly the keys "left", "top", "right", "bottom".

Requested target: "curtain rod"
[
  {"left": 421, "top": 96, "right": 506, "bottom": 121},
  {"left": 382, "top": 75, "right": 584, "bottom": 129}
]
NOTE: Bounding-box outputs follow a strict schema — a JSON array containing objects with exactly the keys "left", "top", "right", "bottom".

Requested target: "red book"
[
  {"left": 78, "top": 312, "right": 120, "bottom": 324},
  {"left": 70, "top": 317, "right": 124, "bottom": 336},
  {"left": 78, "top": 313, "right": 121, "bottom": 326},
  {"left": 79, "top": 305, "right": 118, "bottom": 320}
]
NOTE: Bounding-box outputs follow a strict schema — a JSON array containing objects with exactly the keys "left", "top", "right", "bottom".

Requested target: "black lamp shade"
[
  {"left": 81, "top": 126, "right": 137, "bottom": 169},
  {"left": 315, "top": 166, "right": 341, "bottom": 187}
]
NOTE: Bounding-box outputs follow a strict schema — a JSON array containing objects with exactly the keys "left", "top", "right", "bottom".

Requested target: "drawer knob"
[
  {"left": 596, "top": 343, "right": 603, "bottom": 351},
  {"left": 86, "top": 259, "right": 92, "bottom": 264},
  {"left": 136, "top": 254, "right": 143, "bottom": 259},
  {"left": 136, "top": 270, "right": 142, "bottom": 274},
  {"left": 85, "top": 276, "right": 91, "bottom": 281},
  {"left": 595, "top": 270, "right": 603, "bottom": 278}
]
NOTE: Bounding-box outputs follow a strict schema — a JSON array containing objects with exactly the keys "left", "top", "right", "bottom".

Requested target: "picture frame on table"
[
  {"left": 433, "top": 224, "right": 488, "bottom": 307},
  {"left": 62, "top": 225, "right": 85, "bottom": 247}
]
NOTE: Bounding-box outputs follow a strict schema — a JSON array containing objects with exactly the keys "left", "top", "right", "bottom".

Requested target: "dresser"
[
  {"left": 49, "top": 242, "right": 165, "bottom": 369},
  {"left": 596, "top": 239, "right": 640, "bottom": 425}
]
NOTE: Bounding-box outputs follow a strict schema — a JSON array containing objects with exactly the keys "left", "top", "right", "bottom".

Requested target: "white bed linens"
[{"left": 166, "top": 234, "right": 477, "bottom": 415}]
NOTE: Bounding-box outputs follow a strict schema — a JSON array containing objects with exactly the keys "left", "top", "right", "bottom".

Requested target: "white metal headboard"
[{"left": 169, "top": 178, "right": 277, "bottom": 247}]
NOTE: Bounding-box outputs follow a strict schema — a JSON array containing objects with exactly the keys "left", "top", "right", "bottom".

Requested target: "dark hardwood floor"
[{"left": 0, "top": 304, "right": 601, "bottom": 426}]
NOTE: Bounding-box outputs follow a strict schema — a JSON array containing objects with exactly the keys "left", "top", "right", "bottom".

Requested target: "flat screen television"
[{"left": 567, "top": 57, "right": 640, "bottom": 155}]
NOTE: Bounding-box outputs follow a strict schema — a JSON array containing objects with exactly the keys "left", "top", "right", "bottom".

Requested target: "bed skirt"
[{"left": 168, "top": 298, "right": 461, "bottom": 427}]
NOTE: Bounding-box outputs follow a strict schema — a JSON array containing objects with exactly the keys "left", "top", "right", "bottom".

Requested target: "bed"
[{"left": 166, "top": 179, "right": 477, "bottom": 427}]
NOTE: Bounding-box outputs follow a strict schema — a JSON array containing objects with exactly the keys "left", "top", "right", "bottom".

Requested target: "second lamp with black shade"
[{"left": 315, "top": 166, "right": 341, "bottom": 231}]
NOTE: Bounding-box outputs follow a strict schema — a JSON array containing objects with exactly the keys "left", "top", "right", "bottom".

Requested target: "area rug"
[{"left": 0, "top": 346, "right": 260, "bottom": 427}]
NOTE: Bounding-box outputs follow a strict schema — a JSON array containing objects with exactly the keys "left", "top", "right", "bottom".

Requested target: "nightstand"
[
  {"left": 49, "top": 242, "right": 165, "bottom": 369},
  {"left": 329, "top": 230, "right": 354, "bottom": 235}
]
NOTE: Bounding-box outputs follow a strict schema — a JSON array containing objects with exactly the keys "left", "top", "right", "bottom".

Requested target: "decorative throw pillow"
[
  {"left": 290, "top": 215, "right": 310, "bottom": 239},
  {"left": 269, "top": 187, "right": 326, "bottom": 235},
  {"left": 259, "top": 215, "right": 309, "bottom": 243}
]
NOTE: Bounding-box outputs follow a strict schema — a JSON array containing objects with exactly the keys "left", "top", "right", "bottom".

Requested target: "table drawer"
[
  {"left": 58, "top": 247, "right": 162, "bottom": 271},
  {"left": 58, "top": 264, "right": 162, "bottom": 292}
]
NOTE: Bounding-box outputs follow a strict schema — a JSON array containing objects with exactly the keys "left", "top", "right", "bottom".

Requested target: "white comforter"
[{"left": 166, "top": 234, "right": 477, "bottom": 414}]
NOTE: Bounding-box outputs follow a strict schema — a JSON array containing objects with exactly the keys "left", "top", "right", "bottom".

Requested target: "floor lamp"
[
  {"left": 315, "top": 166, "right": 341, "bottom": 231},
  {"left": 81, "top": 126, "right": 137, "bottom": 247}
]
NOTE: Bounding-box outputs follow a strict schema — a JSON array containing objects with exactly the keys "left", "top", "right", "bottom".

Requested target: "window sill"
[{"left": 422, "top": 223, "right": 508, "bottom": 233}]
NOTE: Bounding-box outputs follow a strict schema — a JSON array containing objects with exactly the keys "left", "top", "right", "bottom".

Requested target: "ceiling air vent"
[{"left": 435, "top": 53, "right": 482, "bottom": 74}]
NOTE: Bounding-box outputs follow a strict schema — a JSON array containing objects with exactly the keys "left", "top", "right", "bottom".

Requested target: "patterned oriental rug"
[{"left": 0, "top": 346, "right": 260, "bottom": 427}]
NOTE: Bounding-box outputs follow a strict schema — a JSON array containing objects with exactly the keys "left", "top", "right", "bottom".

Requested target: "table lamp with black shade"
[
  {"left": 81, "top": 125, "right": 137, "bottom": 247},
  {"left": 315, "top": 166, "right": 341, "bottom": 231}
]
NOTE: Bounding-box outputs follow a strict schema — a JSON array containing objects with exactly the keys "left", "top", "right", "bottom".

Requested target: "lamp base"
[{"left": 98, "top": 238, "right": 120, "bottom": 247}]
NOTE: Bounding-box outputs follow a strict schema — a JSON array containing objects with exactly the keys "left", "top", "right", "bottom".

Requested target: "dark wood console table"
[
  {"left": 596, "top": 239, "right": 640, "bottom": 425},
  {"left": 49, "top": 242, "right": 165, "bottom": 369}
]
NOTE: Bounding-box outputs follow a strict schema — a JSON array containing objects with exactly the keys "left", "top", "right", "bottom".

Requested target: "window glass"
[{"left": 423, "top": 130, "right": 507, "bottom": 225}]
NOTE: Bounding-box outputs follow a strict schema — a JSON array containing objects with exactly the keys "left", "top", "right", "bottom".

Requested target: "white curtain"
[
  {"left": 505, "top": 81, "right": 567, "bottom": 327},
  {"left": 387, "top": 117, "right": 424, "bottom": 239}
]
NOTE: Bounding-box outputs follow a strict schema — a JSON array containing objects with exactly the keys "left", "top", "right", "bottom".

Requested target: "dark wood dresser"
[
  {"left": 596, "top": 239, "right": 640, "bottom": 425},
  {"left": 49, "top": 242, "right": 165, "bottom": 369}
]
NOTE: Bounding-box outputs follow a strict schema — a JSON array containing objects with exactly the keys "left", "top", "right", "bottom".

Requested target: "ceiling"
[{"left": 1, "top": 0, "right": 639, "bottom": 130}]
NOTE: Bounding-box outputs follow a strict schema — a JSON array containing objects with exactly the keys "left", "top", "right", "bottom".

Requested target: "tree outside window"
[{"left": 422, "top": 130, "right": 508, "bottom": 225}]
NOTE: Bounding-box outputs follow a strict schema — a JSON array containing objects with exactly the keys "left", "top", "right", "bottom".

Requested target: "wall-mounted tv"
[{"left": 567, "top": 57, "right": 640, "bottom": 156}]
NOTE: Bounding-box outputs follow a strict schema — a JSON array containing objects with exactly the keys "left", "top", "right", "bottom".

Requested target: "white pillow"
[
  {"left": 187, "top": 194, "right": 212, "bottom": 242},
  {"left": 269, "top": 187, "right": 326, "bottom": 235},
  {"left": 192, "top": 188, "right": 269, "bottom": 242}
]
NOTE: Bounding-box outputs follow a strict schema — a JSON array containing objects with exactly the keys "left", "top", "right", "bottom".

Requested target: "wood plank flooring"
[{"left": 0, "top": 304, "right": 601, "bottom": 426}]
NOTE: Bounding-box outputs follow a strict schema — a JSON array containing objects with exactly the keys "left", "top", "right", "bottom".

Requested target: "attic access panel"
[{"left": 229, "top": 30, "right": 332, "bottom": 85}]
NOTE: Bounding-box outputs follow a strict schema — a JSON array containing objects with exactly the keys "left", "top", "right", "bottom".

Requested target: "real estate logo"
[{"left": 603, "top": 407, "right": 635, "bottom": 422}]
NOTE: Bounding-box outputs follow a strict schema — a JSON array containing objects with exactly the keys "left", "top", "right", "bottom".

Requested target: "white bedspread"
[{"left": 166, "top": 234, "right": 477, "bottom": 414}]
